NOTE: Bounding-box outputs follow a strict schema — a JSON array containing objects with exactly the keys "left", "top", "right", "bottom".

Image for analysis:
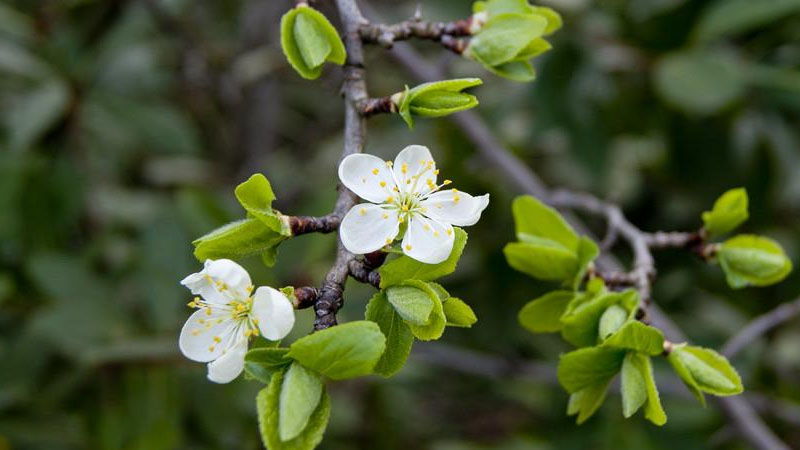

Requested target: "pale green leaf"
[
  {"left": 294, "top": 10, "right": 332, "bottom": 69},
  {"left": 286, "top": 321, "right": 386, "bottom": 380},
  {"left": 483, "top": 60, "right": 537, "bottom": 82},
  {"left": 245, "top": 347, "right": 291, "bottom": 383},
  {"left": 442, "top": 297, "right": 477, "bottom": 328},
  {"left": 280, "top": 363, "right": 324, "bottom": 441},
  {"left": 629, "top": 353, "right": 667, "bottom": 426},
  {"left": 672, "top": 345, "right": 743, "bottom": 396},
  {"left": 561, "top": 291, "right": 638, "bottom": 348},
  {"left": 280, "top": 8, "right": 322, "bottom": 79},
  {"left": 235, "top": 173, "right": 288, "bottom": 235},
  {"left": 503, "top": 241, "right": 578, "bottom": 281},
  {"left": 567, "top": 380, "right": 611, "bottom": 424},
  {"left": 512, "top": 196, "right": 579, "bottom": 251},
  {"left": 572, "top": 236, "right": 599, "bottom": 288},
  {"left": 603, "top": 321, "right": 665, "bottom": 356},
  {"left": 192, "top": 218, "right": 287, "bottom": 261},
  {"left": 280, "top": 5, "right": 345, "bottom": 80},
  {"left": 597, "top": 304, "right": 628, "bottom": 341},
  {"left": 667, "top": 345, "right": 706, "bottom": 406},
  {"left": 385, "top": 284, "right": 434, "bottom": 325},
  {"left": 620, "top": 352, "right": 647, "bottom": 418},
  {"left": 379, "top": 228, "right": 467, "bottom": 287},
  {"left": 558, "top": 346, "right": 626, "bottom": 394},
  {"left": 518, "top": 290, "right": 573, "bottom": 333},
  {"left": 718, "top": 234, "right": 792, "bottom": 288},
  {"left": 400, "top": 280, "right": 446, "bottom": 341},
  {"left": 365, "top": 291, "right": 414, "bottom": 377},
  {"left": 257, "top": 370, "right": 330, "bottom": 450},
  {"left": 470, "top": 13, "right": 547, "bottom": 66},
  {"left": 702, "top": 187, "right": 748, "bottom": 237}
]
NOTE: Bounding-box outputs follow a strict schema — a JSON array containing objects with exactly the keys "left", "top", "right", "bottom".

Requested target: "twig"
[
  {"left": 722, "top": 297, "right": 800, "bottom": 359},
  {"left": 313, "top": 0, "right": 369, "bottom": 331},
  {"left": 385, "top": 40, "right": 790, "bottom": 450},
  {"left": 288, "top": 214, "right": 341, "bottom": 235},
  {"left": 358, "top": 96, "right": 396, "bottom": 117},
  {"left": 360, "top": 17, "right": 472, "bottom": 51},
  {"left": 292, "top": 286, "right": 321, "bottom": 309}
]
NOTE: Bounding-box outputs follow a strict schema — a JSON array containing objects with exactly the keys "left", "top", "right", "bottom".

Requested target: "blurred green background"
[{"left": 1, "top": 0, "right": 799, "bottom": 448}]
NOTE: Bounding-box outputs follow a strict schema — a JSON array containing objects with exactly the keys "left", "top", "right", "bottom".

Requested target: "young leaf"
[
  {"left": 567, "top": 380, "right": 611, "bottom": 424},
  {"left": 558, "top": 346, "right": 626, "bottom": 394},
  {"left": 385, "top": 284, "right": 434, "bottom": 325},
  {"left": 257, "top": 370, "right": 331, "bottom": 450},
  {"left": 280, "top": 363, "right": 324, "bottom": 442},
  {"left": 597, "top": 304, "right": 628, "bottom": 341},
  {"left": 572, "top": 237, "right": 599, "bottom": 289},
  {"left": 667, "top": 345, "right": 706, "bottom": 406},
  {"left": 395, "top": 78, "right": 483, "bottom": 128},
  {"left": 512, "top": 195, "right": 579, "bottom": 251},
  {"left": 561, "top": 290, "right": 638, "bottom": 348},
  {"left": 670, "top": 345, "right": 743, "bottom": 396},
  {"left": 484, "top": 60, "right": 537, "bottom": 82},
  {"left": 400, "top": 280, "right": 446, "bottom": 341},
  {"left": 603, "top": 321, "right": 665, "bottom": 356},
  {"left": 379, "top": 228, "right": 467, "bottom": 287},
  {"left": 287, "top": 321, "right": 386, "bottom": 380},
  {"left": 702, "top": 188, "right": 748, "bottom": 237},
  {"left": 279, "top": 5, "right": 346, "bottom": 80},
  {"left": 235, "top": 174, "right": 288, "bottom": 235},
  {"left": 365, "top": 291, "right": 414, "bottom": 377},
  {"left": 718, "top": 234, "right": 792, "bottom": 288},
  {"left": 518, "top": 290, "right": 574, "bottom": 333},
  {"left": 245, "top": 347, "right": 292, "bottom": 383},
  {"left": 621, "top": 352, "right": 647, "bottom": 418},
  {"left": 192, "top": 218, "right": 287, "bottom": 261},
  {"left": 503, "top": 240, "right": 578, "bottom": 281},
  {"left": 628, "top": 352, "right": 667, "bottom": 426},
  {"left": 442, "top": 297, "right": 478, "bottom": 328},
  {"left": 469, "top": 13, "right": 547, "bottom": 67}
]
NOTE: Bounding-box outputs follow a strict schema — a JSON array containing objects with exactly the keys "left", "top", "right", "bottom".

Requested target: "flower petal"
[
  {"left": 420, "top": 191, "right": 489, "bottom": 226},
  {"left": 401, "top": 215, "right": 455, "bottom": 264},
  {"left": 393, "top": 145, "right": 437, "bottom": 195},
  {"left": 340, "top": 203, "right": 400, "bottom": 255},
  {"left": 251, "top": 287, "right": 296, "bottom": 341},
  {"left": 181, "top": 259, "right": 252, "bottom": 304},
  {"left": 338, "top": 154, "right": 397, "bottom": 203},
  {"left": 207, "top": 335, "right": 248, "bottom": 383},
  {"left": 179, "top": 309, "right": 238, "bottom": 362}
]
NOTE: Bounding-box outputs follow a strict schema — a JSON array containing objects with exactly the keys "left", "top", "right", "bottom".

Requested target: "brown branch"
[
  {"left": 312, "top": 0, "right": 369, "bottom": 331},
  {"left": 292, "top": 286, "right": 321, "bottom": 309},
  {"left": 359, "top": 16, "right": 472, "bottom": 51},
  {"left": 385, "top": 40, "right": 790, "bottom": 450},
  {"left": 288, "top": 214, "right": 341, "bottom": 235},
  {"left": 722, "top": 297, "right": 800, "bottom": 359},
  {"left": 357, "top": 96, "right": 396, "bottom": 117},
  {"left": 348, "top": 259, "right": 381, "bottom": 288}
]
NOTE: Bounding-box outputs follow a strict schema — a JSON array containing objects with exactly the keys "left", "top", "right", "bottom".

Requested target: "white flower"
[
  {"left": 179, "top": 259, "right": 295, "bottom": 383},
  {"left": 338, "top": 145, "right": 489, "bottom": 264}
]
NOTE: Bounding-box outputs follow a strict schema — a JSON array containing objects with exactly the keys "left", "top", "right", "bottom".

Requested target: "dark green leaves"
[
  {"left": 395, "top": 79, "right": 482, "bottom": 128},
  {"left": 192, "top": 174, "right": 290, "bottom": 266},
  {"left": 287, "top": 321, "right": 386, "bottom": 380},
  {"left": 379, "top": 228, "right": 467, "bottom": 288},
  {"left": 504, "top": 196, "right": 598, "bottom": 286},
  {"left": 257, "top": 369, "right": 331, "bottom": 450},
  {"left": 702, "top": 187, "right": 748, "bottom": 237},
  {"left": 717, "top": 234, "right": 792, "bottom": 288},
  {"left": 668, "top": 344, "right": 743, "bottom": 404},
  {"left": 280, "top": 5, "right": 346, "bottom": 80}
]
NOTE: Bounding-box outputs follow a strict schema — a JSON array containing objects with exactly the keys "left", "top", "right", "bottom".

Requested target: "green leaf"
[
  {"left": 442, "top": 297, "right": 478, "bottom": 328},
  {"left": 532, "top": 6, "right": 563, "bottom": 35},
  {"left": 235, "top": 174, "right": 288, "bottom": 235},
  {"left": 192, "top": 218, "right": 287, "bottom": 261},
  {"left": 245, "top": 347, "right": 292, "bottom": 383},
  {"left": 257, "top": 370, "right": 330, "bottom": 450},
  {"left": 694, "top": 0, "right": 800, "bottom": 42},
  {"left": 597, "top": 305, "right": 628, "bottom": 341},
  {"left": 558, "top": 346, "right": 626, "bottom": 394},
  {"left": 561, "top": 291, "right": 638, "bottom": 348},
  {"left": 286, "top": 321, "right": 386, "bottom": 380},
  {"left": 395, "top": 78, "right": 483, "bottom": 127},
  {"left": 479, "top": 0, "right": 533, "bottom": 15},
  {"left": 514, "top": 37, "right": 552, "bottom": 60},
  {"left": 603, "top": 321, "right": 665, "bottom": 356},
  {"left": 399, "top": 280, "right": 447, "bottom": 341},
  {"left": 572, "top": 237, "right": 599, "bottom": 288},
  {"left": 702, "top": 188, "right": 748, "bottom": 237},
  {"left": 280, "top": 363, "right": 324, "bottom": 442},
  {"left": 621, "top": 352, "right": 647, "bottom": 418},
  {"left": 512, "top": 196, "right": 579, "bottom": 251},
  {"left": 627, "top": 352, "right": 667, "bottom": 425},
  {"left": 718, "top": 234, "right": 793, "bottom": 288},
  {"left": 654, "top": 51, "right": 745, "bottom": 116},
  {"left": 670, "top": 345, "right": 743, "bottom": 396},
  {"left": 483, "top": 60, "right": 537, "bottom": 82},
  {"left": 518, "top": 290, "right": 573, "bottom": 333},
  {"left": 503, "top": 241, "right": 578, "bottom": 281},
  {"left": 385, "top": 284, "right": 434, "bottom": 326},
  {"left": 379, "top": 228, "right": 467, "bottom": 287},
  {"left": 567, "top": 380, "right": 611, "bottom": 424},
  {"left": 294, "top": 11, "right": 332, "bottom": 70},
  {"left": 365, "top": 291, "right": 414, "bottom": 377},
  {"left": 279, "top": 5, "right": 345, "bottom": 80},
  {"left": 470, "top": 13, "right": 547, "bottom": 67},
  {"left": 667, "top": 345, "right": 706, "bottom": 406}
]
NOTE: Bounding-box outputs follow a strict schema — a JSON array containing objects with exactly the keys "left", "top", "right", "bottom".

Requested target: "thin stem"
[
  {"left": 288, "top": 214, "right": 341, "bottom": 235},
  {"left": 722, "top": 297, "right": 800, "bottom": 359}
]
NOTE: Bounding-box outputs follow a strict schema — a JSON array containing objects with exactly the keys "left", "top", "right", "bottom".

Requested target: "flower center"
[{"left": 187, "top": 277, "right": 262, "bottom": 352}]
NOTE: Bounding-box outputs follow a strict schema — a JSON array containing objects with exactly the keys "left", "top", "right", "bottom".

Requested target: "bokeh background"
[{"left": 1, "top": 0, "right": 799, "bottom": 448}]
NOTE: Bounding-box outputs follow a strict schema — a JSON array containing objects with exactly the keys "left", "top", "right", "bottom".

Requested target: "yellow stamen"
[
  {"left": 359, "top": 207, "right": 366, "bottom": 215},
  {"left": 424, "top": 224, "right": 430, "bottom": 231},
  {"left": 208, "top": 346, "right": 215, "bottom": 352},
  {"left": 405, "top": 244, "right": 412, "bottom": 250},
  {"left": 447, "top": 229, "right": 453, "bottom": 236},
  {"left": 434, "top": 169, "right": 440, "bottom": 175},
  {"left": 401, "top": 163, "right": 408, "bottom": 174},
  {"left": 380, "top": 181, "right": 386, "bottom": 187},
  {"left": 382, "top": 213, "right": 389, "bottom": 219},
  {"left": 444, "top": 180, "right": 452, "bottom": 185},
  {"left": 213, "top": 336, "right": 221, "bottom": 343},
  {"left": 386, "top": 196, "right": 394, "bottom": 203},
  {"left": 372, "top": 168, "right": 379, "bottom": 175}
]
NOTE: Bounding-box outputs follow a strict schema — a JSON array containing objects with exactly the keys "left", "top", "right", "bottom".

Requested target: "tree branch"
[
  {"left": 288, "top": 214, "right": 341, "bottom": 235},
  {"left": 722, "top": 297, "right": 800, "bottom": 359},
  {"left": 359, "top": 15, "right": 472, "bottom": 53}
]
